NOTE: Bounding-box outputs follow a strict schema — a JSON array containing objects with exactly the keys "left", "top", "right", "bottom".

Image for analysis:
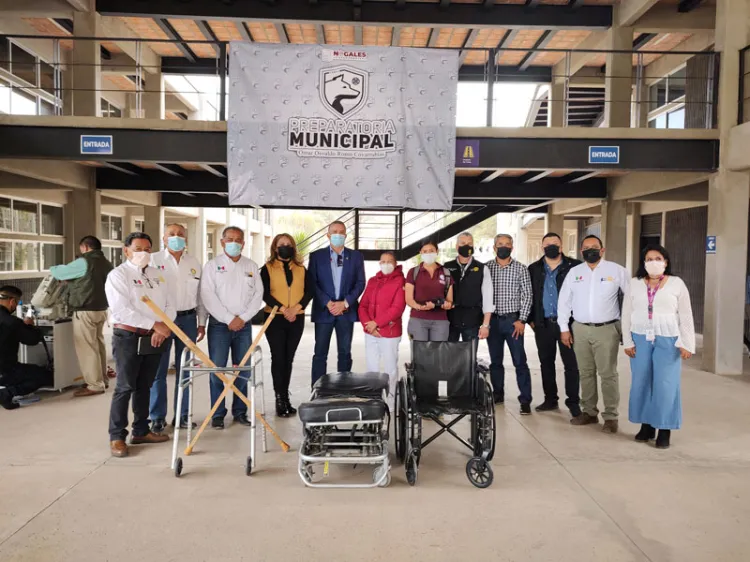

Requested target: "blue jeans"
[
  {"left": 311, "top": 317, "right": 354, "bottom": 385},
  {"left": 207, "top": 317, "right": 252, "bottom": 420},
  {"left": 148, "top": 312, "right": 197, "bottom": 423},
  {"left": 487, "top": 315, "right": 532, "bottom": 405}
]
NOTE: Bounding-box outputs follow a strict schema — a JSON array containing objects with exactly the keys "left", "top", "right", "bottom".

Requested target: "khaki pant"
[
  {"left": 572, "top": 321, "right": 621, "bottom": 421},
  {"left": 73, "top": 310, "right": 108, "bottom": 391}
]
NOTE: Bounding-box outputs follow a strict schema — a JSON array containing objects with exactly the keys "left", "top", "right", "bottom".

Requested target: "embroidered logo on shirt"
[
  {"left": 190, "top": 268, "right": 197, "bottom": 275},
  {"left": 600, "top": 276, "right": 614, "bottom": 282},
  {"left": 247, "top": 271, "right": 254, "bottom": 277},
  {"left": 573, "top": 276, "right": 584, "bottom": 282},
  {"left": 156, "top": 265, "right": 166, "bottom": 271},
  {"left": 217, "top": 266, "right": 227, "bottom": 272},
  {"left": 133, "top": 280, "right": 143, "bottom": 286},
  {"left": 158, "top": 276, "right": 166, "bottom": 283},
  {"left": 473, "top": 267, "right": 479, "bottom": 272}
]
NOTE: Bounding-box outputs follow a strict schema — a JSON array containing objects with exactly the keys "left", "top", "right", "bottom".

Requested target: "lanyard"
[{"left": 645, "top": 276, "right": 664, "bottom": 321}]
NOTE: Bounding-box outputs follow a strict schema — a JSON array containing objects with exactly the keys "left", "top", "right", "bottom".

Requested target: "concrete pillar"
[
  {"left": 601, "top": 197, "right": 627, "bottom": 266},
  {"left": 626, "top": 202, "right": 641, "bottom": 275},
  {"left": 143, "top": 69, "right": 165, "bottom": 120},
  {"left": 702, "top": 0, "right": 750, "bottom": 375},
  {"left": 70, "top": 188, "right": 101, "bottom": 255},
  {"left": 548, "top": 81, "right": 565, "bottom": 128},
  {"left": 544, "top": 213, "right": 565, "bottom": 237},
  {"left": 251, "top": 232, "right": 265, "bottom": 265},
  {"left": 71, "top": 12, "right": 102, "bottom": 117},
  {"left": 191, "top": 210, "right": 207, "bottom": 263},
  {"left": 603, "top": 25, "right": 633, "bottom": 128},
  {"left": 123, "top": 208, "right": 138, "bottom": 235},
  {"left": 143, "top": 205, "right": 165, "bottom": 250}
]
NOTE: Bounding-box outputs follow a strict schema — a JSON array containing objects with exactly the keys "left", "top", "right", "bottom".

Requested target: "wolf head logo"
[{"left": 320, "top": 65, "right": 367, "bottom": 119}]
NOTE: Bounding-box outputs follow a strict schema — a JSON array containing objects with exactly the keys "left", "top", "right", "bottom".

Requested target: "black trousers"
[
  {"left": 448, "top": 325, "right": 479, "bottom": 342},
  {"left": 264, "top": 313, "right": 305, "bottom": 395},
  {"left": 0, "top": 363, "right": 53, "bottom": 397},
  {"left": 108, "top": 329, "right": 162, "bottom": 441},
  {"left": 534, "top": 319, "right": 580, "bottom": 412}
]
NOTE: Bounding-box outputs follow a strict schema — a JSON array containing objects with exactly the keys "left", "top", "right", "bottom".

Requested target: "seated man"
[{"left": 0, "top": 285, "right": 53, "bottom": 410}]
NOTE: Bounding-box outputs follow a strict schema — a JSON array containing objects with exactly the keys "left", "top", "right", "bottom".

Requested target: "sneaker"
[
  {"left": 211, "top": 418, "right": 225, "bottom": 430},
  {"left": 179, "top": 418, "right": 197, "bottom": 430},
  {"left": 635, "top": 424, "right": 656, "bottom": 442},
  {"left": 233, "top": 414, "right": 252, "bottom": 426},
  {"left": 151, "top": 419, "right": 167, "bottom": 434},
  {"left": 570, "top": 413, "right": 598, "bottom": 426},
  {"left": 655, "top": 429, "right": 671, "bottom": 449},
  {"left": 601, "top": 420, "right": 619, "bottom": 434},
  {"left": 535, "top": 401, "right": 559, "bottom": 412},
  {"left": 520, "top": 403, "right": 532, "bottom": 416}
]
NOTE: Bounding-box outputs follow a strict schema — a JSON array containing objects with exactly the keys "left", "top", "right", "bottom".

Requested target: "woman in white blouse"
[{"left": 622, "top": 245, "right": 695, "bottom": 450}]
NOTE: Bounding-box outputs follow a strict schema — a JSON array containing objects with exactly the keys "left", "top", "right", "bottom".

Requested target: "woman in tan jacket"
[{"left": 260, "top": 233, "right": 313, "bottom": 417}]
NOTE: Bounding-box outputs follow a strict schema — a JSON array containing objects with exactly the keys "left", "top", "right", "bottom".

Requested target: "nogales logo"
[
  {"left": 463, "top": 145, "right": 475, "bottom": 159},
  {"left": 288, "top": 63, "right": 396, "bottom": 159},
  {"left": 324, "top": 50, "right": 368, "bottom": 62}
]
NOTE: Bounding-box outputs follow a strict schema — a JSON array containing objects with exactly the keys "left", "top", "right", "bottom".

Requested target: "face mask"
[
  {"left": 496, "top": 247, "right": 511, "bottom": 260},
  {"left": 330, "top": 234, "right": 346, "bottom": 248},
  {"left": 225, "top": 242, "right": 243, "bottom": 258},
  {"left": 582, "top": 249, "right": 601, "bottom": 264},
  {"left": 167, "top": 236, "right": 186, "bottom": 252},
  {"left": 458, "top": 245, "right": 474, "bottom": 258},
  {"left": 130, "top": 251, "right": 151, "bottom": 268},
  {"left": 277, "top": 245, "right": 295, "bottom": 260},
  {"left": 645, "top": 260, "right": 666, "bottom": 277},
  {"left": 543, "top": 245, "right": 560, "bottom": 259},
  {"left": 380, "top": 263, "right": 395, "bottom": 275},
  {"left": 421, "top": 252, "right": 437, "bottom": 265}
]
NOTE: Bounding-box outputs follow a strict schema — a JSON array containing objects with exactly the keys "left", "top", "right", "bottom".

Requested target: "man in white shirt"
[
  {"left": 557, "top": 234, "right": 629, "bottom": 433},
  {"left": 148, "top": 223, "right": 207, "bottom": 434},
  {"left": 106, "top": 232, "right": 175, "bottom": 458},
  {"left": 200, "top": 226, "right": 264, "bottom": 430}
]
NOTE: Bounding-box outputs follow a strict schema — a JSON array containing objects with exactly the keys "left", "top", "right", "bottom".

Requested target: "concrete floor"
[{"left": 1, "top": 324, "right": 750, "bottom": 562}]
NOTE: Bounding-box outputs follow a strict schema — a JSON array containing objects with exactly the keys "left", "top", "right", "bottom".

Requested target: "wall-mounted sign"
[
  {"left": 80, "top": 135, "right": 113, "bottom": 155},
  {"left": 706, "top": 235, "right": 716, "bottom": 254},
  {"left": 456, "top": 139, "right": 480, "bottom": 167},
  {"left": 588, "top": 145, "right": 619, "bottom": 164}
]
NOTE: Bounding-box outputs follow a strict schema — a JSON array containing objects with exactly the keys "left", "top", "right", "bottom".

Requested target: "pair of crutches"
[{"left": 141, "top": 296, "right": 290, "bottom": 454}]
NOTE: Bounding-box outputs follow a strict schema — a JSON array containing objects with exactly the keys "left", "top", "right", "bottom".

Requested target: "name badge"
[{"left": 645, "top": 328, "right": 655, "bottom": 342}]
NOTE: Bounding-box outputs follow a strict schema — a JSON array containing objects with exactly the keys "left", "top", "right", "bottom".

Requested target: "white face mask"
[
  {"left": 130, "top": 251, "right": 151, "bottom": 268},
  {"left": 421, "top": 252, "right": 437, "bottom": 265},
  {"left": 644, "top": 260, "right": 666, "bottom": 277},
  {"left": 380, "top": 263, "right": 395, "bottom": 275}
]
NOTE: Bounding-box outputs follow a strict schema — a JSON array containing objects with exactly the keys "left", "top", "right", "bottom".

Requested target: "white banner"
[{"left": 227, "top": 43, "right": 458, "bottom": 209}]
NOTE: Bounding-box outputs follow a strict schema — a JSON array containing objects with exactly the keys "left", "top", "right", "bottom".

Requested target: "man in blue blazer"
[{"left": 308, "top": 220, "right": 366, "bottom": 385}]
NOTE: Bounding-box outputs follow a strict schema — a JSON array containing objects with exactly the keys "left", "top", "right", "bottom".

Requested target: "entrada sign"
[
  {"left": 80, "top": 135, "right": 113, "bottom": 155},
  {"left": 588, "top": 145, "right": 619, "bottom": 164}
]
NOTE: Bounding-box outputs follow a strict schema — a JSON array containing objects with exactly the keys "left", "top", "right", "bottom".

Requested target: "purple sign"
[{"left": 456, "top": 139, "right": 480, "bottom": 167}]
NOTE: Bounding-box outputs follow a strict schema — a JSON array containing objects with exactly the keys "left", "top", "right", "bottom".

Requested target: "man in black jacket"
[
  {"left": 0, "top": 286, "right": 52, "bottom": 410},
  {"left": 528, "top": 233, "right": 581, "bottom": 417}
]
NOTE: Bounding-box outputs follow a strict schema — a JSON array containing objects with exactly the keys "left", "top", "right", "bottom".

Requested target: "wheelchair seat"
[
  {"left": 416, "top": 396, "right": 486, "bottom": 416},
  {"left": 298, "top": 397, "right": 387, "bottom": 423},
  {"left": 313, "top": 372, "right": 389, "bottom": 399}
]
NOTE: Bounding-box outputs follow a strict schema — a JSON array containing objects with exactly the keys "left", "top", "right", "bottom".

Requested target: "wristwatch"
[
  {"left": 480, "top": 324, "right": 489, "bottom": 329},
  {"left": 343, "top": 300, "right": 349, "bottom": 309}
]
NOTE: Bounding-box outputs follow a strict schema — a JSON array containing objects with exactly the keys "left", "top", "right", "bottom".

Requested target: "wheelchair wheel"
[
  {"left": 174, "top": 457, "right": 183, "bottom": 478},
  {"left": 406, "top": 451, "right": 418, "bottom": 486},
  {"left": 245, "top": 456, "right": 252, "bottom": 476},
  {"left": 483, "top": 381, "right": 497, "bottom": 462},
  {"left": 466, "top": 457, "right": 493, "bottom": 489},
  {"left": 395, "top": 379, "right": 407, "bottom": 463}
]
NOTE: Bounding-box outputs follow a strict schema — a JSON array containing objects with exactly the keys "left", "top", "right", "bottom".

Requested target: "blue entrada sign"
[
  {"left": 588, "top": 146, "right": 620, "bottom": 164},
  {"left": 706, "top": 235, "right": 716, "bottom": 254},
  {"left": 80, "top": 135, "right": 113, "bottom": 155}
]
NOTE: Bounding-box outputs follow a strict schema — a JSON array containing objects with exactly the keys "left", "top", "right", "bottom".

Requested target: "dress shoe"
[
  {"left": 283, "top": 394, "right": 297, "bottom": 417},
  {"left": 493, "top": 393, "right": 504, "bottom": 405},
  {"left": 233, "top": 414, "right": 252, "bottom": 426},
  {"left": 211, "top": 418, "right": 225, "bottom": 430},
  {"left": 151, "top": 419, "right": 167, "bottom": 434},
  {"left": 130, "top": 432, "right": 169, "bottom": 445},
  {"left": 73, "top": 388, "right": 105, "bottom": 398},
  {"left": 0, "top": 389, "right": 19, "bottom": 410},
  {"left": 570, "top": 413, "right": 598, "bottom": 426},
  {"left": 535, "top": 401, "right": 559, "bottom": 412},
  {"left": 635, "top": 423, "right": 656, "bottom": 442},
  {"left": 655, "top": 429, "right": 671, "bottom": 449},
  {"left": 601, "top": 420, "right": 619, "bottom": 434},
  {"left": 520, "top": 403, "right": 532, "bottom": 416},
  {"left": 275, "top": 393, "right": 287, "bottom": 417},
  {"left": 110, "top": 440, "right": 129, "bottom": 457}
]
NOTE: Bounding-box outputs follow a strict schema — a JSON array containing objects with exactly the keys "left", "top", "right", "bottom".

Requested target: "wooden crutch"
[{"left": 141, "top": 297, "right": 290, "bottom": 453}]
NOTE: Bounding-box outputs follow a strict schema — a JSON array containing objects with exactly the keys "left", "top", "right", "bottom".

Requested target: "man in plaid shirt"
[{"left": 485, "top": 234, "right": 533, "bottom": 415}]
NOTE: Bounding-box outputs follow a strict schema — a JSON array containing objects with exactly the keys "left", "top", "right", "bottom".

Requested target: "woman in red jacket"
[{"left": 358, "top": 251, "right": 406, "bottom": 408}]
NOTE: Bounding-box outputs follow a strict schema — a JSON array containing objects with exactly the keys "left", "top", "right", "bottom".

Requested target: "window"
[
  {"left": 0, "top": 241, "right": 10, "bottom": 271},
  {"left": 649, "top": 67, "right": 686, "bottom": 113},
  {"left": 10, "top": 43, "right": 37, "bottom": 87},
  {"left": 264, "top": 210, "right": 271, "bottom": 225},
  {"left": 0, "top": 38, "right": 9, "bottom": 72},
  {"left": 40, "top": 60, "right": 55, "bottom": 95},
  {"left": 41, "top": 205, "right": 63, "bottom": 236},
  {"left": 103, "top": 246, "right": 124, "bottom": 267},
  {"left": 0, "top": 198, "right": 11, "bottom": 231},
  {"left": 252, "top": 208, "right": 259, "bottom": 220},
  {"left": 13, "top": 200, "right": 38, "bottom": 233},
  {"left": 668, "top": 67, "right": 686, "bottom": 103},
  {"left": 649, "top": 79, "right": 667, "bottom": 112},
  {"left": 101, "top": 214, "right": 123, "bottom": 241},
  {"left": 13, "top": 241, "right": 38, "bottom": 272},
  {"left": 135, "top": 219, "right": 144, "bottom": 232},
  {"left": 648, "top": 107, "right": 684, "bottom": 129},
  {"left": 41, "top": 243, "right": 63, "bottom": 270},
  {"left": 10, "top": 88, "right": 37, "bottom": 116},
  {"left": 101, "top": 98, "right": 122, "bottom": 119},
  {"left": 206, "top": 233, "right": 214, "bottom": 261},
  {"left": 40, "top": 99, "right": 55, "bottom": 116}
]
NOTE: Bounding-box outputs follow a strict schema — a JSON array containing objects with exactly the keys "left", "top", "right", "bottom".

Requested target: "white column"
[
  {"left": 601, "top": 196, "right": 628, "bottom": 266},
  {"left": 603, "top": 25, "right": 633, "bottom": 128},
  {"left": 143, "top": 205, "right": 165, "bottom": 249}
]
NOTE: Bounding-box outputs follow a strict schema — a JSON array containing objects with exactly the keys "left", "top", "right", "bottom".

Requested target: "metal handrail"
[{"left": 739, "top": 45, "right": 750, "bottom": 124}]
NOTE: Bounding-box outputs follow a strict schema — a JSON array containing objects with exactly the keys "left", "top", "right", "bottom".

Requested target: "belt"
[
  {"left": 544, "top": 316, "right": 558, "bottom": 323},
  {"left": 494, "top": 312, "right": 519, "bottom": 320},
  {"left": 176, "top": 308, "right": 197, "bottom": 317},
  {"left": 578, "top": 319, "right": 618, "bottom": 327},
  {"left": 113, "top": 323, "right": 154, "bottom": 336}
]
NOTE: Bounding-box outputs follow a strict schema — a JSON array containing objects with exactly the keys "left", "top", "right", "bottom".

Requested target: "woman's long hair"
[
  {"left": 635, "top": 244, "right": 673, "bottom": 279},
  {"left": 267, "top": 233, "right": 303, "bottom": 266}
]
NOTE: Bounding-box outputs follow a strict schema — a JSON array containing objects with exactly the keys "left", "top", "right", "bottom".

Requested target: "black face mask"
[
  {"left": 496, "top": 247, "right": 511, "bottom": 260},
  {"left": 277, "top": 246, "right": 295, "bottom": 260},
  {"left": 457, "top": 245, "right": 474, "bottom": 258},
  {"left": 543, "top": 245, "right": 560, "bottom": 259},
  {"left": 582, "top": 249, "right": 601, "bottom": 264}
]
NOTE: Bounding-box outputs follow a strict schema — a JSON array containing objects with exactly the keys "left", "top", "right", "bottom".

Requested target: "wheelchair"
[
  {"left": 394, "top": 341, "right": 496, "bottom": 488},
  {"left": 297, "top": 372, "right": 391, "bottom": 488}
]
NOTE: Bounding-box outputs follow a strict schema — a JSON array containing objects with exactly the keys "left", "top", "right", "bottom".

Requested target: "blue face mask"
[
  {"left": 167, "top": 236, "right": 186, "bottom": 252},
  {"left": 225, "top": 242, "right": 243, "bottom": 258},
  {"left": 330, "top": 234, "right": 346, "bottom": 248}
]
